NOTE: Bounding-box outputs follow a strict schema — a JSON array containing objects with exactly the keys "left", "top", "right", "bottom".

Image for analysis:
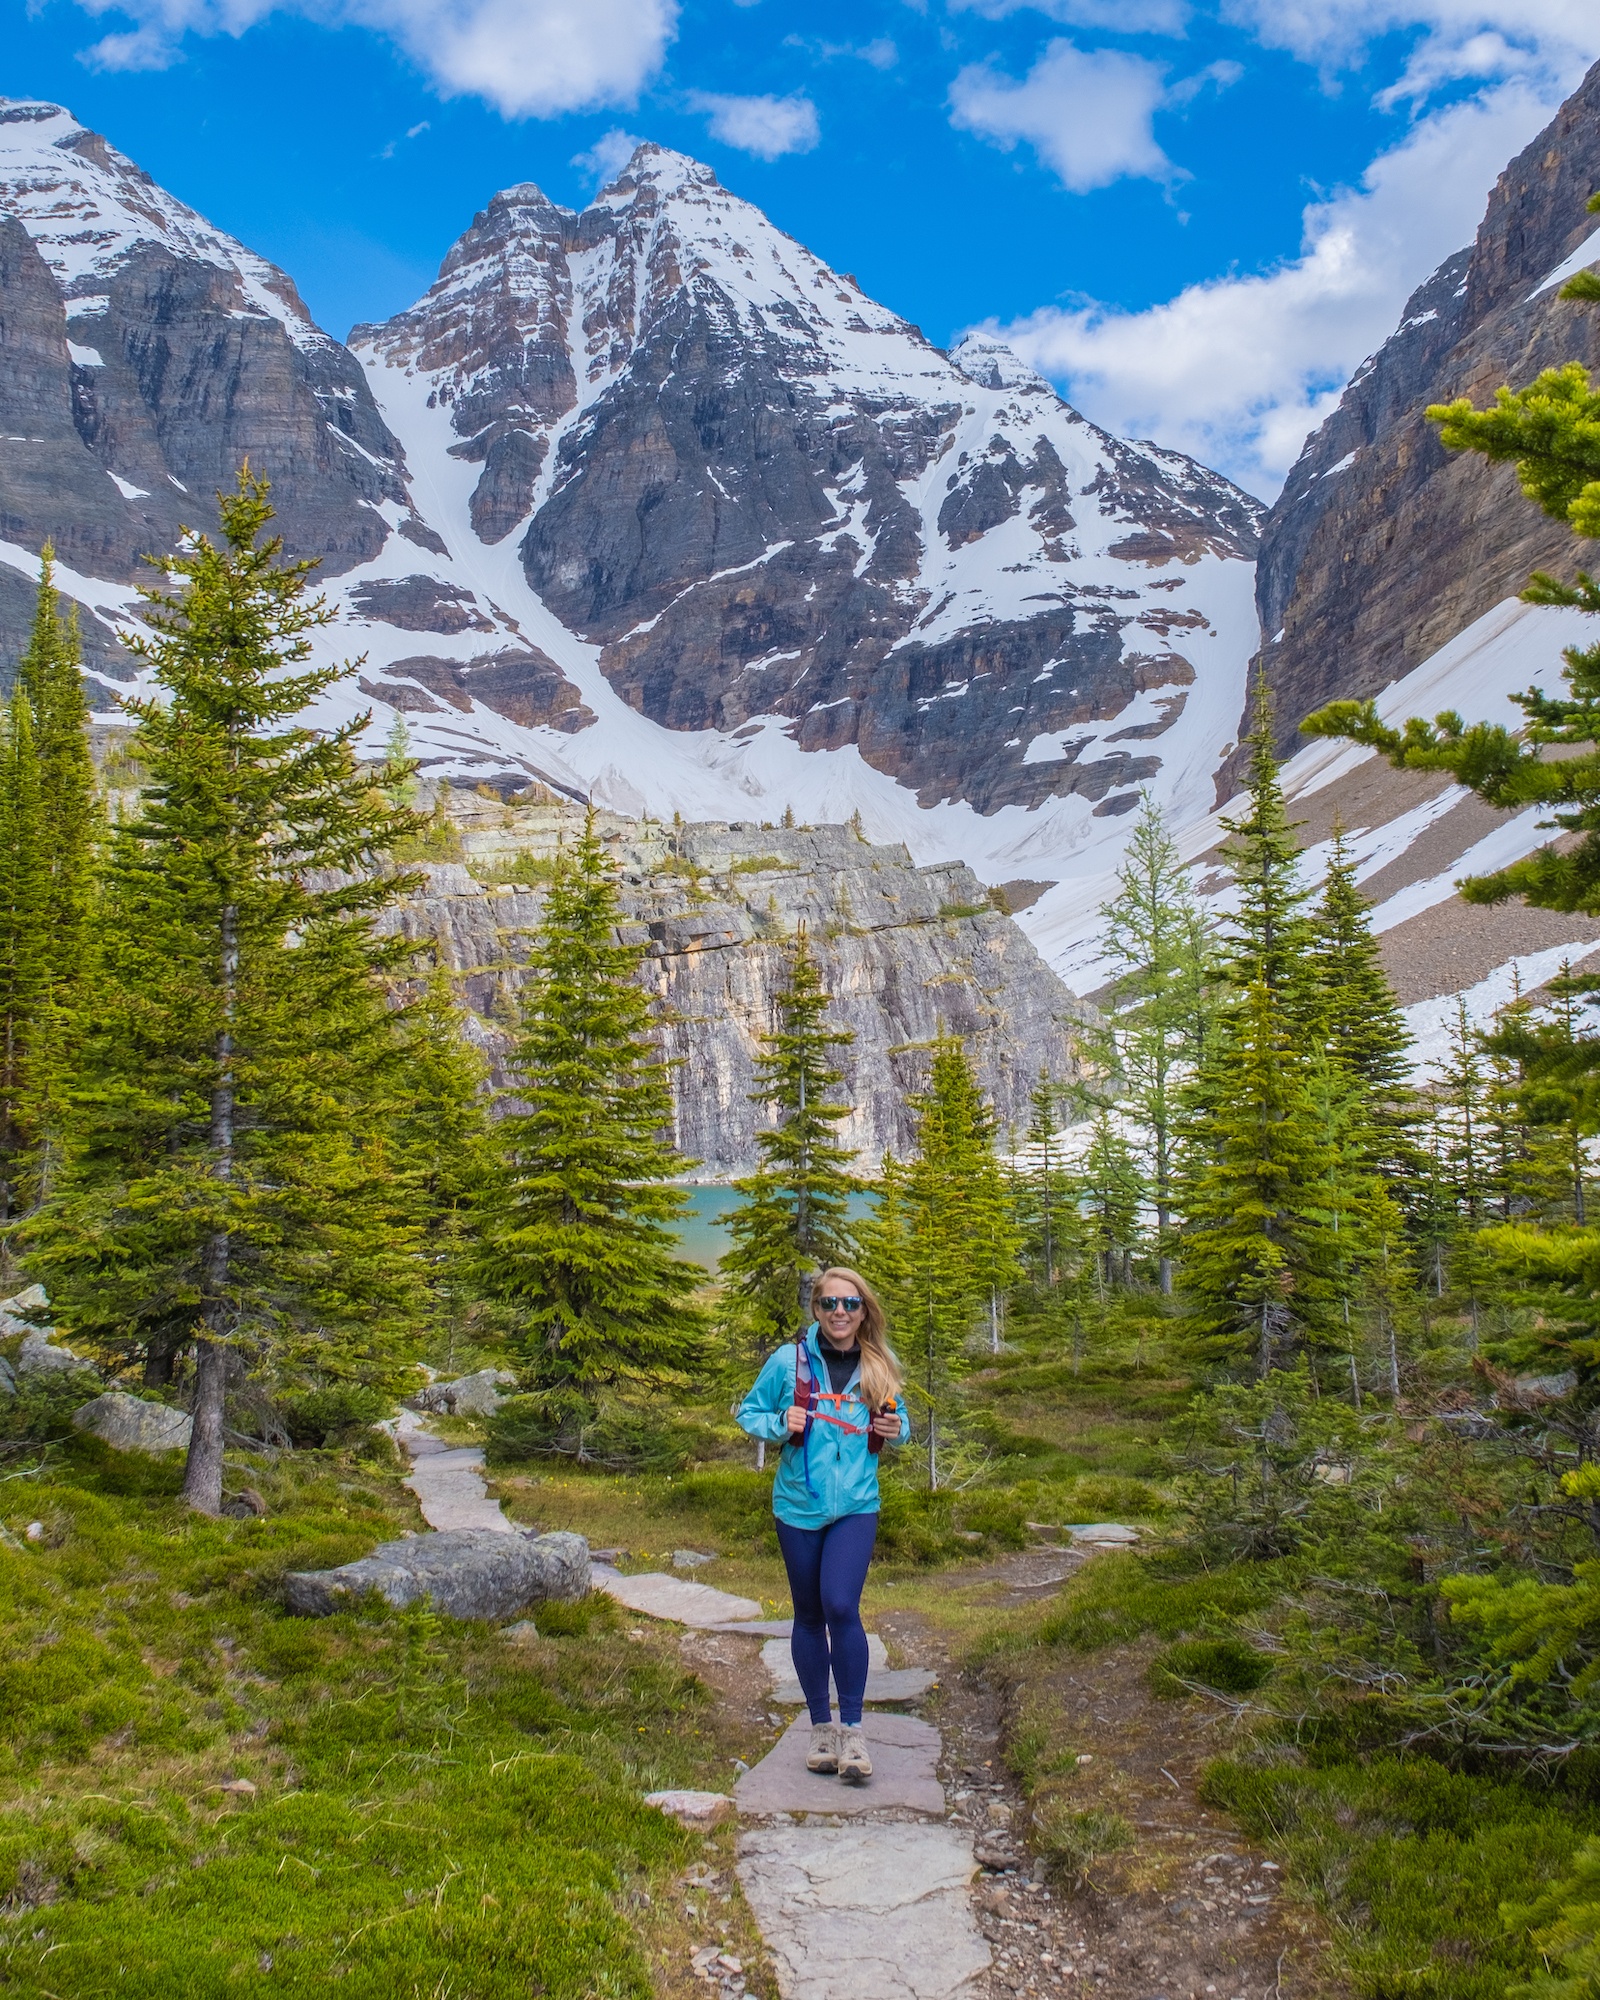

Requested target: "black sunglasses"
[{"left": 817, "top": 1295, "right": 863, "bottom": 1312}]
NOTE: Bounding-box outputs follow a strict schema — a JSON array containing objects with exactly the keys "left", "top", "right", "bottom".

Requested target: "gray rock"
[
  {"left": 0, "top": 1285, "right": 47, "bottom": 1315},
  {"left": 380, "top": 798, "right": 1093, "bottom": 1178},
  {"left": 412, "top": 1366, "right": 517, "bottom": 1417},
  {"left": 18, "top": 1329, "right": 96, "bottom": 1379},
  {"left": 672, "top": 1548, "right": 716, "bottom": 1569},
  {"left": 1064, "top": 1522, "right": 1139, "bottom": 1545},
  {"left": 72, "top": 1391, "right": 191, "bottom": 1454},
  {"left": 284, "top": 1527, "right": 590, "bottom": 1621},
  {"left": 736, "top": 1820, "right": 989, "bottom": 1998},
  {"left": 0, "top": 1356, "right": 13, "bottom": 1395},
  {"left": 645, "top": 1789, "right": 735, "bottom": 1827},
  {"left": 501, "top": 1618, "right": 540, "bottom": 1642}
]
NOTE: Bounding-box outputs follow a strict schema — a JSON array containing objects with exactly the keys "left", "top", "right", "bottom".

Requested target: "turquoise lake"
[{"left": 670, "top": 1188, "right": 877, "bottom": 1270}]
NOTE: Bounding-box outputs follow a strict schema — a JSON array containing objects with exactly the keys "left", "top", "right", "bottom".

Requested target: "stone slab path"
[
  {"left": 391, "top": 1409, "right": 515, "bottom": 1534},
  {"left": 591, "top": 1563, "right": 763, "bottom": 1626},
  {"left": 734, "top": 1711, "right": 946, "bottom": 1817},
  {"left": 737, "top": 1822, "right": 990, "bottom": 2000}
]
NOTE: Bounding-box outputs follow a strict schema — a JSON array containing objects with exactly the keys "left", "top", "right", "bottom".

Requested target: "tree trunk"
[
  {"left": 182, "top": 899, "right": 236, "bottom": 1517},
  {"left": 182, "top": 1334, "right": 229, "bottom": 1513}
]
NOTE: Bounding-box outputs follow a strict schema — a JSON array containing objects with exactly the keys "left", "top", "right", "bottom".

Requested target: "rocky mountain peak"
[{"left": 949, "top": 333, "right": 1054, "bottom": 398}]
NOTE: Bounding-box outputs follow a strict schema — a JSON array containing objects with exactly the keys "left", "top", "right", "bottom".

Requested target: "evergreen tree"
[
  {"left": 0, "top": 688, "right": 47, "bottom": 1231},
  {"left": 1014, "top": 1072, "right": 1076, "bottom": 1288},
  {"left": 1304, "top": 828, "right": 1414, "bottom": 1102},
  {"left": 391, "top": 966, "right": 498, "bottom": 1370},
  {"left": 24, "top": 472, "right": 430, "bottom": 1513},
  {"left": 1097, "top": 794, "right": 1219, "bottom": 1289},
  {"left": 477, "top": 810, "right": 705, "bottom": 1412},
  {"left": 0, "top": 552, "right": 100, "bottom": 1226},
  {"left": 1074, "top": 1110, "right": 1144, "bottom": 1299},
  {"left": 860, "top": 1034, "right": 1020, "bottom": 1487},
  {"left": 1179, "top": 979, "right": 1346, "bottom": 1376},
  {"left": 19, "top": 545, "right": 97, "bottom": 976},
  {"left": 721, "top": 927, "right": 861, "bottom": 1350},
  {"left": 1217, "top": 676, "right": 1313, "bottom": 1005}
]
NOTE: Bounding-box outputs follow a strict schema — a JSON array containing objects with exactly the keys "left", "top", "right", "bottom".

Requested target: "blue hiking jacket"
[{"left": 736, "top": 1323, "right": 911, "bottom": 1530}]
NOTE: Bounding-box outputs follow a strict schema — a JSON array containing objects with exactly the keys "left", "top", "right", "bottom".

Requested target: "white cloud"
[
  {"left": 983, "top": 79, "right": 1567, "bottom": 497},
  {"left": 686, "top": 91, "right": 820, "bottom": 159},
  {"left": 949, "top": 0, "right": 1189, "bottom": 30},
  {"left": 1222, "top": 0, "right": 1598, "bottom": 83},
  {"left": 571, "top": 128, "right": 643, "bottom": 185},
  {"left": 949, "top": 39, "right": 1174, "bottom": 192},
  {"left": 75, "top": 0, "right": 678, "bottom": 117}
]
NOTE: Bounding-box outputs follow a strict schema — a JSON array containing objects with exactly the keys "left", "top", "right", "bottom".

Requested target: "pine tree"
[
  {"left": 0, "top": 688, "right": 48, "bottom": 1232},
  {"left": 1097, "top": 794, "right": 1219, "bottom": 1289},
  {"left": 0, "top": 552, "right": 100, "bottom": 1225},
  {"left": 1218, "top": 676, "right": 1312, "bottom": 1005},
  {"left": 1179, "top": 979, "right": 1345, "bottom": 1376},
  {"left": 860, "top": 1035, "right": 1019, "bottom": 1487},
  {"left": 19, "top": 545, "right": 97, "bottom": 976},
  {"left": 1014, "top": 1072, "right": 1076, "bottom": 1288},
  {"left": 721, "top": 927, "right": 861, "bottom": 1350},
  {"left": 1075, "top": 1110, "right": 1144, "bottom": 1299},
  {"left": 391, "top": 967, "right": 498, "bottom": 1370},
  {"left": 24, "top": 471, "right": 431, "bottom": 1512},
  {"left": 477, "top": 810, "right": 705, "bottom": 1411},
  {"left": 1304, "top": 828, "right": 1413, "bottom": 1099}
]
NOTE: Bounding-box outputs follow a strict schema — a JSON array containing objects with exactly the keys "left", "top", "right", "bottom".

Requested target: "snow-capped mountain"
[{"left": 0, "top": 103, "right": 1263, "bottom": 932}]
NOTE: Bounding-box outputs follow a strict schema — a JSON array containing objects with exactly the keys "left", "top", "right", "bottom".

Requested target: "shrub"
[
  {"left": 486, "top": 1392, "right": 696, "bottom": 1473},
  {"left": 957, "top": 1494, "right": 1030, "bottom": 1549},
  {"left": 1148, "top": 1637, "right": 1273, "bottom": 1699},
  {"left": 1029, "top": 1801, "right": 1133, "bottom": 1886},
  {"left": 277, "top": 1384, "right": 393, "bottom": 1448}
]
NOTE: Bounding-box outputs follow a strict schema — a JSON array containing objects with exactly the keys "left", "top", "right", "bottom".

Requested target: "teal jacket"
[{"left": 737, "top": 1324, "right": 911, "bottom": 1530}]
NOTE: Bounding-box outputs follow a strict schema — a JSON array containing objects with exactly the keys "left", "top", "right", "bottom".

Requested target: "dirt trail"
[{"left": 898, "top": 1548, "right": 1337, "bottom": 2000}]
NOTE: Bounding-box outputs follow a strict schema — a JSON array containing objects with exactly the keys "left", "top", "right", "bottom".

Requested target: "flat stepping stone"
[
  {"left": 735, "top": 1712, "right": 945, "bottom": 1817},
  {"left": 1064, "top": 1521, "right": 1140, "bottom": 1544},
  {"left": 737, "top": 1821, "right": 989, "bottom": 1999},
  {"left": 709, "top": 1618, "right": 794, "bottom": 1637},
  {"left": 390, "top": 1410, "right": 516, "bottom": 1534},
  {"left": 593, "top": 1565, "right": 762, "bottom": 1627}
]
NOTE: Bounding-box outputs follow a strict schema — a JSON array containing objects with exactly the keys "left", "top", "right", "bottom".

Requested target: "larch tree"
[
  {"left": 476, "top": 809, "right": 705, "bottom": 1426},
  {"left": 25, "top": 472, "right": 431, "bottom": 1513},
  {"left": 721, "top": 926, "right": 861, "bottom": 1351},
  {"left": 1097, "top": 793, "right": 1220, "bottom": 1290}
]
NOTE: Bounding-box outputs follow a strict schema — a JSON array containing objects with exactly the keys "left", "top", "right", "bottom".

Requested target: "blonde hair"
[{"left": 813, "top": 1267, "right": 903, "bottom": 1411}]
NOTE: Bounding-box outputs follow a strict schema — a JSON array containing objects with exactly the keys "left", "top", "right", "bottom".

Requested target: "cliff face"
[
  {"left": 380, "top": 794, "right": 1088, "bottom": 1178},
  {"left": 0, "top": 100, "right": 433, "bottom": 628},
  {"left": 1250, "top": 58, "right": 1600, "bottom": 766}
]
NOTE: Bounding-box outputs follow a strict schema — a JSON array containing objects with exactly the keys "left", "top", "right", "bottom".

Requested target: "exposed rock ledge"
[{"left": 381, "top": 791, "right": 1089, "bottom": 1177}]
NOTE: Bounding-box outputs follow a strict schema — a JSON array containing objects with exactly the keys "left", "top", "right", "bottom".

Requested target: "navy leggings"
[{"left": 775, "top": 1512, "right": 878, "bottom": 1725}]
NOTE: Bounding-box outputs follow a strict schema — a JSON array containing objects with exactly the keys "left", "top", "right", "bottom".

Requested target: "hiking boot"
[
  {"left": 837, "top": 1725, "right": 872, "bottom": 1783},
  {"left": 805, "top": 1722, "right": 840, "bottom": 1773}
]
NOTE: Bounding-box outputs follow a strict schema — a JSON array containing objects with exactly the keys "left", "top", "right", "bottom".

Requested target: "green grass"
[
  {"left": 0, "top": 1435, "right": 741, "bottom": 1998},
  {"left": 1202, "top": 1757, "right": 1600, "bottom": 2000}
]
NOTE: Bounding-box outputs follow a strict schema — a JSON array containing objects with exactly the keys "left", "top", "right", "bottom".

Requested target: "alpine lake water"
[{"left": 670, "top": 1188, "right": 878, "bottom": 1271}]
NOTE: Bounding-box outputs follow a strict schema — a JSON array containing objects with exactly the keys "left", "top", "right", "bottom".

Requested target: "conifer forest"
[{"left": 13, "top": 221, "right": 1600, "bottom": 2000}]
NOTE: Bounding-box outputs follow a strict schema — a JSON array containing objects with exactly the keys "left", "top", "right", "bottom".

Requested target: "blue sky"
[{"left": 5, "top": 0, "right": 1598, "bottom": 493}]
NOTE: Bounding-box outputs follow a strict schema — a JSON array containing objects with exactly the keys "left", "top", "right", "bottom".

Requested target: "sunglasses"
[{"left": 817, "top": 1295, "right": 863, "bottom": 1313}]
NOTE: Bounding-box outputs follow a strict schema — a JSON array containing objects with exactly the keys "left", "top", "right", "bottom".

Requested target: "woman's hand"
[
  {"left": 785, "top": 1404, "right": 808, "bottom": 1437},
  {"left": 869, "top": 1409, "right": 900, "bottom": 1440}
]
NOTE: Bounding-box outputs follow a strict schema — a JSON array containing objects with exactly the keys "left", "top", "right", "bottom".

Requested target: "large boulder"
[
  {"left": 412, "top": 1367, "right": 517, "bottom": 1418},
  {"left": 17, "top": 1330, "right": 95, "bottom": 1379},
  {"left": 72, "top": 1392, "right": 192, "bottom": 1454},
  {"left": 284, "top": 1528, "right": 590, "bottom": 1621}
]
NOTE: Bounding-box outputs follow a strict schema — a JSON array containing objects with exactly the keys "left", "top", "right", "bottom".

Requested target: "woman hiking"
[{"left": 736, "top": 1268, "right": 909, "bottom": 1783}]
